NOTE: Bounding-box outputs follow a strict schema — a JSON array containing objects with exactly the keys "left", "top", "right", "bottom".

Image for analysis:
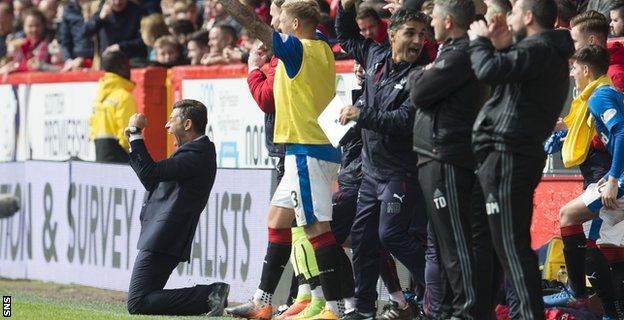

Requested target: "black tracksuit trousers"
[
  {"left": 475, "top": 151, "right": 545, "bottom": 320},
  {"left": 418, "top": 160, "right": 478, "bottom": 319}
]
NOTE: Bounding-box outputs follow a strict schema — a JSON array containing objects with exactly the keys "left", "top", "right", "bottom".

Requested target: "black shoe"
[
  {"left": 340, "top": 309, "right": 375, "bottom": 320},
  {"left": 206, "top": 282, "right": 230, "bottom": 316},
  {"left": 378, "top": 302, "right": 415, "bottom": 320}
]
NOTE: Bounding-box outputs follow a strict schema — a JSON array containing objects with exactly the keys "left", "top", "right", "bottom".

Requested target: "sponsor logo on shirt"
[{"left": 601, "top": 108, "right": 617, "bottom": 123}]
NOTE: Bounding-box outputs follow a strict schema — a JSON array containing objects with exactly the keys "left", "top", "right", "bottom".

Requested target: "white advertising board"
[
  {"left": 0, "top": 161, "right": 271, "bottom": 304},
  {"left": 182, "top": 73, "right": 357, "bottom": 169},
  {"left": 26, "top": 82, "right": 98, "bottom": 161}
]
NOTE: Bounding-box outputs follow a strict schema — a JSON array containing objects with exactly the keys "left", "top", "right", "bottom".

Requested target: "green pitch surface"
[{"left": 0, "top": 279, "right": 231, "bottom": 320}]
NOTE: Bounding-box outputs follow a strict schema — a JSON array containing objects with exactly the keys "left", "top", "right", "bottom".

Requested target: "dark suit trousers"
[{"left": 127, "top": 250, "right": 212, "bottom": 315}]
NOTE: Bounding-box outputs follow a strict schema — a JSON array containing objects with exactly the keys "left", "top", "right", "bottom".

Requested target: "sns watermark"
[{"left": 2, "top": 296, "right": 10, "bottom": 317}]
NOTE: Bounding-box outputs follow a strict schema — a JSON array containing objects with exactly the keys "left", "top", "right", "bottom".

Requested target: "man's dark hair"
[
  {"left": 316, "top": 0, "right": 330, "bottom": 14},
  {"left": 356, "top": 7, "right": 381, "bottom": 23},
  {"left": 611, "top": 2, "right": 624, "bottom": 20},
  {"left": 555, "top": 0, "right": 578, "bottom": 25},
  {"left": 101, "top": 50, "right": 130, "bottom": 77},
  {"left": 521, "top": 0, "right": 558, "bottom": 29},
  {"left": 573, "top": 44, "right": 610, "bottom": 76},
  {"left": 388, "top": 8, "right": 428, "bottom": 31},
  {"left": 170, "top": 19, "right": 195, "bottom": 36},
  {"left": 215, "top": 23, "right": 238, "bottom": 45},
  {"left": 173, "top": 99, "right": 207, "bottom": 134},
  {"left": 188, "top": 30, "right": 209, "bottom": 47},
  {"left": 433, "top": 0, "right": 475, "bottom": 30},
  {"left": 570, "top": 10, "right": 609, "bottom": 39},
  {"left": 273, "top": 0, "right": 286, "bottom": 8},
  {"left": 320, "top": 13, "right": 337, "bottom": 38}
]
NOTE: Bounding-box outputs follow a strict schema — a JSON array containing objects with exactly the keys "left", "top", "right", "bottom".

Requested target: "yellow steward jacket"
[{"left": 89, "top": 72, "right": 137, "bottom": 152}]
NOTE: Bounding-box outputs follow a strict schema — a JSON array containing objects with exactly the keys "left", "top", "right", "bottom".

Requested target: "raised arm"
[
  {"left": 217, "top": 0, "right": 274, "bottom": 51},
  {"left": 335, "top": 1, "right": 373, "bottom": 66}
]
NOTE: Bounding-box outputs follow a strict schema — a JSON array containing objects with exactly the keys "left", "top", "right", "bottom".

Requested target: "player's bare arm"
[{"left": 217, "top": 0, "right": 274, "bottom": 51}]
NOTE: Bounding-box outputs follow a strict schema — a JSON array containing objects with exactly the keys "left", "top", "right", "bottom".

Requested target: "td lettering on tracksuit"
[{"left": 410, "top": 35, "right": 489, "bottom": 320}]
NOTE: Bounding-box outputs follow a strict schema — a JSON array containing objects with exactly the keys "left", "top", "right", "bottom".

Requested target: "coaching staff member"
[
  {"left": 124, "top": 99, "right": 229, "bottom": 316},
  {"left": 337, "top": 3, "right": 430, "bottom": 318},
  {"left": 467, "top": 0, "right": 574, "bottom": 318},
  {"left": 409, "top": 0, "right": 488, "bottom": 318}
]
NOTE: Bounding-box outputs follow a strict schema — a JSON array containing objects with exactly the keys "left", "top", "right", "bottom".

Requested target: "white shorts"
[
  {"left": 581, "top": 182, "right": 624, "bottom": 213},
  {"left": 582, "top": 183, "right": 624, "bottom": 245},
  {"left": 270, "top": 154, "right": 339, "bottom": 226}
]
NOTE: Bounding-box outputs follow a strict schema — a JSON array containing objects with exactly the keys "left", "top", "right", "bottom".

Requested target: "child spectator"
[
  {"left": 140, "top": 13, "right": 170, "bottom": 61},
  {"left": 153, "top": 35, "right": 184, "bottom": 66}
]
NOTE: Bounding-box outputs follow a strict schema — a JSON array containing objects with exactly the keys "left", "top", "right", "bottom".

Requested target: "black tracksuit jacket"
[
  {"left": 469, "top": 30, "right": 574, "bottom": 160},
  {"left": 336, "top": 4, "right": 430, "bottom": 181},
  {"left": 410, "top": 35, "right": 489, "bottom": 170}
]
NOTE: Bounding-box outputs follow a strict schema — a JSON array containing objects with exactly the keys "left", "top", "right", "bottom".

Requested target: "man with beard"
[
  {"left": 337, "top": 2, "right": 430, "bottom": 319},
  {"left": 409, "top": 0, "right": 488, "bottom": 318},
  {"left": 467, "top": 0, "right": 574, "bottom": 318}
]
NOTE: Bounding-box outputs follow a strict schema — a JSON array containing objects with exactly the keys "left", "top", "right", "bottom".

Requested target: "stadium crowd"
[
  {"left": 0, "top": 0, "right": 433, "bottom": 74},
  {"left": 33, "top": 0, "right": 624, "bottom": 318}
]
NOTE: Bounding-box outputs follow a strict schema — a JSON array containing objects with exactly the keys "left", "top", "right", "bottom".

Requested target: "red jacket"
[
  {"left": 591, "top": 41, "right": 624, "bottom": 150},
  {"left": 608, "top": 41, "right": 624, "bottom": 92},
  {"left": 16, "top": 38, "right": 50, "bottom": 72},
  {"left": 246, "top": 55, "right": 278, "bottom": 114}
]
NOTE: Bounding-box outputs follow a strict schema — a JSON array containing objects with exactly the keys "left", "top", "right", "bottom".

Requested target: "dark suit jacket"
[{"left": 129, "top": 136, "right": 217, "bottom": 261}]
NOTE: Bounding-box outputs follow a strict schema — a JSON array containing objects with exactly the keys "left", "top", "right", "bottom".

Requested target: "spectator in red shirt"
[
  {"left": 356, "top": 7, "right": 387, "bottom": 43},
  {"left": 1, "top": 8, "right": 53, "bottom": 74}
]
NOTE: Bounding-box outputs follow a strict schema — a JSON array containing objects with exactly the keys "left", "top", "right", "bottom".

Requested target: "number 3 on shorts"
[{"left": 291, "top": 191, "right": 299, "bottom": 208}]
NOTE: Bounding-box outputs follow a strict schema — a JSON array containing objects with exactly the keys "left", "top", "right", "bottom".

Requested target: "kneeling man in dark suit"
[{"left": 124, "top": 99, "right": 229, "bottom": 315}]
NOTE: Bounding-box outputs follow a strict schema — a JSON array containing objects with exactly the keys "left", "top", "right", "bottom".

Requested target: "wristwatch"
[{"left": 128, "top": 126, "right": 142, "bottom": 134}]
